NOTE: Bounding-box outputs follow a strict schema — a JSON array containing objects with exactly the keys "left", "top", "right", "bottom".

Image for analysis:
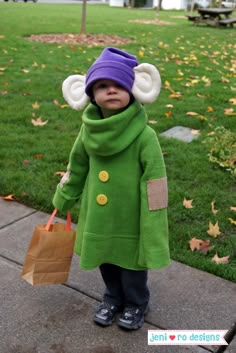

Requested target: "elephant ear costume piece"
[{"left": 62, "top": 47, "right": 161, "bottom": 111}]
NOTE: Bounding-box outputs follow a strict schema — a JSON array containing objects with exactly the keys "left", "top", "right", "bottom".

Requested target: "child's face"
[{"left": 92, "top": 79, "right": 130, "bottom": 116}]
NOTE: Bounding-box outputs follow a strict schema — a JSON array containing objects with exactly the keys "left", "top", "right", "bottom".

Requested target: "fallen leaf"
[
  {"left": 186, "top": 111, "right": 199, "bottom": 116},
  {"left": 165, "top": 111, "right": 172, "bottom": 118},
  {"left": 211, "top": 253, "right": 230, "bottom": 264},
  {"left": 2, "top": 194, "right": 15, "bottom": 201},
  {"left": 169, "top": 91, "right": 182, "bottom": 98},
  {"left": 207, "top": 131, "right": 215, "bottom": 136},
  {"left": 229, "top": 98, "right": 236, "bottom": 105},
  {"left": 189, "top": 237, "right": 205, "bottom": 250},
  {"left": 199, "top": 243, "right": 215, "bottom": 255},
  {"left": 198, "top": 115, "right": 208, "bottom": 121},
  {"left": 53, "top": 99, "right": 68, "bottom": 109},
  {"left": 54, "top": 171, "right": 66, "bottom": 177},
  {"left": 32, "top": 101, "right": 40, "bottom": 109},
  {"left": 189, "top": 237, "right": 203, "bottom": 251},
  {"left": 201, "top": 76, "right": 211, "bottom": 86},
  {"left": 197, "top": 93, "right": 209, "bottom": 98},
  {"left": 183, "top": 198, "right": 194, "bottom": 209},
  {"left": 207, "top": 221, "right": 221, "bottom": 238},
  {"left": 191, "top": 129, "right": 200, "bottom": 136},
  {"left": 211, "top": 200, "right": 218, "bottom": 215},
  {"left": 22, "top": 160, "right": 31, "bottom": 165},
  {"left": 138, "top": 50, "right": 145, "bottom": 57},
  {"left": 148, "top": 120, "right": 157, "bottom": 124},
  {"left": 207, "top": 106, "right": 214, "bottom": 112},
  {"left": 228, "top": 218, "right": 236, "bottom": 225},
  {"left": 230, "top": 206, "right": 236, "bottom": 212},
  {"left": 224, "top": 108, "right": 236, "bottom": 116},
  {"left": 33, "top": 154, "right": 43, "bottom": 159},
  {"left": 31, "top": 117, "right": 48, "bottom": 126},
  {"left": 220, "top": 77, "right": 229, "bottom": 83}
]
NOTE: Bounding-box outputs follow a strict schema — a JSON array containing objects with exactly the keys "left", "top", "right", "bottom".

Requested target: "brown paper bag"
[{"left": 22, "top": 209, "right": 75, "bottom": 285}]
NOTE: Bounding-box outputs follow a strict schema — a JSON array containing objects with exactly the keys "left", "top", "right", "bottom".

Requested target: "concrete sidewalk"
[{"left": 0, "top": 199, "right": 235, "bottom": 353}]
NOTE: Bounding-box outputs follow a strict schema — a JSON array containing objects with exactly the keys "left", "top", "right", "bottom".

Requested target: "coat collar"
[{"left": 81, "top": 101, "right": 147, "bottom": 156}]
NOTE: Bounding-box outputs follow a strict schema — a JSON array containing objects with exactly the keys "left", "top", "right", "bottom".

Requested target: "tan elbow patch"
[{"left": 147, "top": 177, "right": 168, "bottom": 211}]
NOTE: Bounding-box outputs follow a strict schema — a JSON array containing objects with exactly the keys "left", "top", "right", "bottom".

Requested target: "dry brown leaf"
[
  {"left": 189, "top": 237, "right": 214, "bottom": 254},
  {"left": 32, "top": 101, "right": 40, "bottom": 109},
  {"left": 230, "top": 206, "right": 236, "bottom": 212},
  {"left": 229, "top": 98, "right": 236, "bottom": 105},
  {"left": 211, "top": 253, "right": 230, "bottom": 265},
  {"left": 224, "top": 108, "right": 236, "bottom": 116},
  {"left": 148, "top": 120, "right": 157, "bottom": 124},
  {"left": 165, "top": 111, "right": 172, "bottom": 118},
  {"left": 220, "top": 77, "right": 229, "bottom": 83},
  {"left": 54, "top": 171, "right": 66, "bottom": 177},
  {"left": 183, "top": 198, "right": 194, "bottom": 209},
  {"left": 169, "top": 92, "right": 182, "bottom": 98},
  {"left": 207, "top": 106, "right": 214, "bottom": 112},
  {"left": 2, "top": 194, "right": 15, "bottom": 201},
  {"left": 196, "top": 93, "right": 209, "bottom": 98},
  {"left": 189, "top": 237, "right": 204, "bottom": 251},
  {"left": 211, "top": 200, "right": 218, "bottom": 215},
  {"left": 186, "top": 111, "right": 199, "bottom": 116},
  {"left": 199, "top": 243, "right": 215, "bottom": 255},
  {"left": 22, "top": 160, "right": 31, "bottom": 165},
  {"left": 207, "top": 131, "right": 215, "bottom": 136},
  {"left": 228, "top": 218, "right": 236, "bottom": 225},
  {"left": 191, "top": 129, "right": 200, "bottom": 136},
  {"left": 31, "top": 117, "right": 48, "bottom": 126},
  {"left": 54, "top": 99, "right": 69, "bottom": 109},
  {"left": 207, "top": 221, "right": 221, "bottom": 238},
  {"left": 33, "top": 154, "right": 43, "bottom": 159}
]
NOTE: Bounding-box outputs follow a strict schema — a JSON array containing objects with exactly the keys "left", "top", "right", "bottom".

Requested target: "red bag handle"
[{"left": 45, "top": 209, "right": 72, "bottom": 232}]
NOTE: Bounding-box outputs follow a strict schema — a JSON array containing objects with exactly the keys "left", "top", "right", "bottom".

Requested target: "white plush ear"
[
  {"left": 132, "top": 64, "right": 161, "bottom": 104},
  {"left": 62, "top": 75, "right": 89, "bottom": 110}
]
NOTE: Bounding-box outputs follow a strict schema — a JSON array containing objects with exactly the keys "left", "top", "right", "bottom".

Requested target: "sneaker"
[
  {"left": 117, "top": 306, "right": 148, "bottom": 330},
  {"left": 94, "top": 302, "right": 120, "bottom": 327}
]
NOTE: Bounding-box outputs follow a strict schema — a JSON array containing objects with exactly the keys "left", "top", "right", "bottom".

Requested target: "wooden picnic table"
[{"left": 187, "top": 7, "right": 236, "bottom": 27}]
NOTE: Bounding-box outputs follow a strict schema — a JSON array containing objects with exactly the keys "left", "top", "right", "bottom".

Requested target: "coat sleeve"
[
  {"left": 138, "top": 127, "right": 170, "bottom": 269},
  {"left": 52, "top": 125, "right": 89, "bottom": 212}
]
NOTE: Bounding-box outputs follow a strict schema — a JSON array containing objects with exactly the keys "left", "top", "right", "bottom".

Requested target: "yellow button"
[
  {"left": 99, "top": 170, "right": 109, "bottom": 182},
  {"left": 96, "top": 194, "right": 108, "bottom": 206}
]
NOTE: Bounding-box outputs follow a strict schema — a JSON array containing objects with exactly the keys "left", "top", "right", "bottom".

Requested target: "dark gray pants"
[{"left": 99, "top": 263, "right": 150, "bottom": 309}]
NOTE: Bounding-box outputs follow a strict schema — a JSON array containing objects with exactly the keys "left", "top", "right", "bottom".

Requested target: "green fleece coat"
[{"left": 53, "top": 101, "right": 170, "bottom": 270}]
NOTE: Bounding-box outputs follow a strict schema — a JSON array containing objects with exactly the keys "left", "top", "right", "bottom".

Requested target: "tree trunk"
[
  {"left": 130, "top": 0, "right": 135, "bottom": 8},
  {"left": 80, "top": 0, "right": 87, "bottom": 34},
  {"left": 157, "top": 0, "right": 163, "bottom": 10}
]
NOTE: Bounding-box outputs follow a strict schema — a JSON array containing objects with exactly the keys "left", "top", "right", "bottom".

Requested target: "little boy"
[{"left": 53, "top": 47, "right": 170, "bottom": 330}]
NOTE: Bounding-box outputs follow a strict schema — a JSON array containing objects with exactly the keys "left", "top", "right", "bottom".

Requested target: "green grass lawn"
[{"left": 0, "top": 2, "right": 235, "bottom": 281}]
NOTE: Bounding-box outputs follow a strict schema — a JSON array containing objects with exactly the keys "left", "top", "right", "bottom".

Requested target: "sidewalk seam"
[{"left": 0, "top": 210, "right": 38, "bottom": 230}]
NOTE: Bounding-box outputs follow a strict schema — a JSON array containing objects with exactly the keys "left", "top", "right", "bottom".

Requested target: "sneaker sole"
[
  {"left": 117, "top": 316, "right": 144, "bottom": 330},
  {"left": 94, "top": 316, "right": 115, "bottom": 327},
  {"left": 117, "top": 306, "right": 149, "bottom": 330}
]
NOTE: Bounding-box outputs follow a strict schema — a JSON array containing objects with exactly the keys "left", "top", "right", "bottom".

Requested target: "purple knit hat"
[{"left": 85, "top": 47, "right": 138, "bottom": 97}]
